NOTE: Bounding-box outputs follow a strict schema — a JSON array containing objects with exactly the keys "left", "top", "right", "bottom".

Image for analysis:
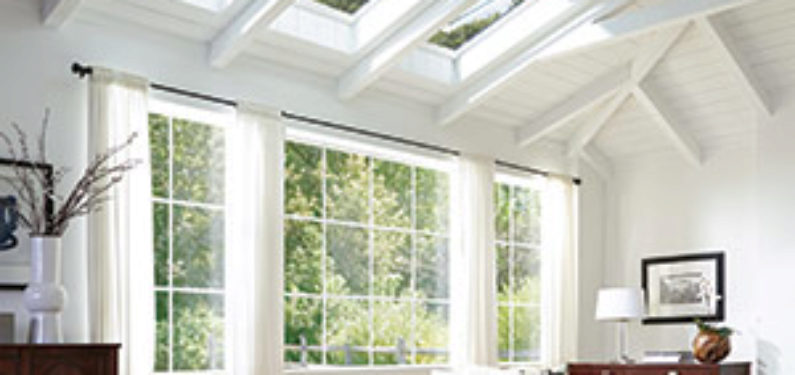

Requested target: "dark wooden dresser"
[
  {"left": 568, "top": 362, "right": 751, "bottom": 375},
  {"left": 0, "top": 344, "right": 119, "bottom": 375}
]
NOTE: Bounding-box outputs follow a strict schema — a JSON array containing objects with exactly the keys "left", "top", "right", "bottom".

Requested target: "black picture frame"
[
  {"left": 0, "top": 158, "right": 55, "bottom": 290},
  {"left": 642, "top": 252, "right": 725, "bottom": 325}
]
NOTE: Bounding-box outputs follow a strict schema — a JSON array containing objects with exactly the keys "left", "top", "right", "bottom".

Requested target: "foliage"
[
  {"left": 429, "top": 0, "right": 526, "bottom": 50},
  {"left": 314, "top": 0, "right": 369, "bottom": 14},
  {"left": 148, "top": 114, "right": 543, "bottom": 370},
  {"left": 696, "top": 319, "right": 735, "bottom": 338}
]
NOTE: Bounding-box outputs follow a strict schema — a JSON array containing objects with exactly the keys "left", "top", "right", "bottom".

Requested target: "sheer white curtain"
[
  {"left": 86, "top": 67, "right": 154, "bottom": 375},
  {"left": 541, "top": 176, "right": 578, "bottom": 370},
  {"left": 226, "top": 103, "right": 285, "bottom": 375},
  {"left": 451, "top": 154, "right": 498, "bottom": 368}
]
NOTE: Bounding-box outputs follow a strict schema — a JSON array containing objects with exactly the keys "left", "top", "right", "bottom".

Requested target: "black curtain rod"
[{"left": 71, "top": 63, "right": 581, "bottom": 185}]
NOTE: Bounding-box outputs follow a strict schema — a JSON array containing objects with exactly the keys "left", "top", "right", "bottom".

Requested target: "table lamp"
[{"left": 596, "top": 287, "right": 644, "bottom": 363}]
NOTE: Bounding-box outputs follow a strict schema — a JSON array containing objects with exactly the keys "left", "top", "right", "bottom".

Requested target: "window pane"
[
  {"left": 326, "top": 298, "right": 370, "bottom": 365},
  {"left": 285, "top": 220, "right": 323, "bottom": 294},
  {"left": 513, "top": 186, "right": 541, "bottom": 244},
  {"left": 154, "top": 291, "right": 169, "bottom": 371},
  {"left": 172, "top": 293, "right": 224, "bottom": 371},
  {"left": 513, "top": 306, "right": 541, "bottom": 362},
  {"left": 372, "top": 301, "right": 412, "bottom": 365},
  {"left": 284, "top": 296, "right": 323, "bottom": 364},
  {"left": 416, "top": 168, "right": 449, "bottom": 233},
  {"left": 373, "top": 160, "right": 411, "bottom": 228},
  {"left": 172, "top": 119, "right": 225, "bottom": 204},
  {"left": 415, "top": 303, "right": 449, "bottom": 364},
  {"left": 495, "top": 184, "right": 510, "bottom": 241},
  {"left": 153, "top": 203, "right": 169, "bottom": 287},
  {"left": 513, "top": 246, "right": 540, "bottom": 304},
  {"left": 149, "top": 114, "right": 169, "bottom": 199},
  {"left": 327, "top": 225, "right": 369, "bottom": 295},
  {"left": 373, "top": 231, "right": 411, "bottom": 297},
  {"left": 497, "top": 305, "right": 510, "bottom": 362},
  {"left": 496, "top": 244, "right": 510, "bottom": 303},
  {"left": 285, "top": 141, "right": 323, "bottom": 217},
  {"left": 416, "top": 235, "right": 448, "bottom": 299},
  {"left": 172, "top": 205, "right": 224, "bottom": 288},
  {"left": 327, "top": 150, "right": 369, "bottom": 223}
]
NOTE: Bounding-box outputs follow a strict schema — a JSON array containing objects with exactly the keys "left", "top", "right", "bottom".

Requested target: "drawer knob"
[{"left": 668, "top": 372, "right": 679, "bottom": 375}]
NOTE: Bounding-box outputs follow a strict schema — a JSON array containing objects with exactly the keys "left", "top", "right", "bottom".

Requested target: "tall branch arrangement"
[{"left": 0, "top": 110, "right": 140, "bottom": 236}]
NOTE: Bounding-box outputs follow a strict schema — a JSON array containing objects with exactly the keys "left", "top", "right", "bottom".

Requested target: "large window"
[
  {"left": 149, "top": 110, "right": 227, "bottom": 373},
  {"left": 284, "top": 137, "right": 451, "bottom": 367},
  {"left": 495, "top": 175, "right": 542, "bottom": 363}
]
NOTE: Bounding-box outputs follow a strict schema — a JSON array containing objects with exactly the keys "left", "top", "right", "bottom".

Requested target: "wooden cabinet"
[
  {"left": 0, "top": 345, "right": 119, "bottom": 375},
  {"left": 568, "top": 363, "right": 751, "bottom": 375}
]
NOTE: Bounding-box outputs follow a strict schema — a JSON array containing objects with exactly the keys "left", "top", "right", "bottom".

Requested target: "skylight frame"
[
  {"left": 174, "top": 0, "right": 235, "bottom": 13},
  {"left": 427, "top": 0, "right": 534, "bottom": 54}
]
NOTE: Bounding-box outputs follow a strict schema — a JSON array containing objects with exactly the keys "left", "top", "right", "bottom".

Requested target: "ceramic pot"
[
  {"left": 693, "top": 330, "right": 731, "bottom": 364},
  {"left": 23, "top": 236, "right": 66, "bottom": 343}
]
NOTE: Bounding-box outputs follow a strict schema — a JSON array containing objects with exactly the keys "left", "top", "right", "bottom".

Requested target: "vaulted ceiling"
[{"left": 41, "top": 0, "right": 795, "bottom": 175}]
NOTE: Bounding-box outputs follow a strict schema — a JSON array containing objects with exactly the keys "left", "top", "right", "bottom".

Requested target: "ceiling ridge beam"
[
  {"left": 696, "top": 16, "right": 774, "bottom": 117},
  {"left": 436, "top": 0, "right": 758, "bottom": 127},
  {"left": 438, "top": 0, "right": 628, "bottom": 126},
  {"left": 338, "top": 0, "right": 476, "bottom": 100},
  {"left": 210, "top": 0, "right": 295, "bottom": 68},
  {"left": 633, "top": 83, "right": 702, "bottom": 167},
  {"left": 515, "top": 65, "right": 631, "bottom": 148},
  {"left": 41, "top": 0, "right": 83, "bottom": 28}
]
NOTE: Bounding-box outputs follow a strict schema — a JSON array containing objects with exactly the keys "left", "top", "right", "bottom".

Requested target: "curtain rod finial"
[{"left": 71, "top": 63, "right": 93, "bottom": 79}]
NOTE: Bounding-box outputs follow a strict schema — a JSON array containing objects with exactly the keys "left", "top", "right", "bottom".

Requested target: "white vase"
[{"left": 24, "top": 236, "right": 67, "bottom": 343}]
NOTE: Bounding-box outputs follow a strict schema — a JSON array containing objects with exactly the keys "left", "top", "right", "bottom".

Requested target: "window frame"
[
  {"left": 494, "top": 172, "right": 546, "bottom": 366},
  {"left": 283, "top": 129, "right": 455, "bottom": 368},
  {"left": 149, "top": 98, "right": 234, "bottom": 375}
]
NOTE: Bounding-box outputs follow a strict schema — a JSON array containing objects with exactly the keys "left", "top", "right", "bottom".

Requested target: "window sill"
[{"left": 284, "top": 365, "right": 449, "bottom": 375}]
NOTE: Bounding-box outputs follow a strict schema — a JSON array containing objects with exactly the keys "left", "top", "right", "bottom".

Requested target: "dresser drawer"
[{"left": 568, "top": 363, "right": 750, "bottom": 375}]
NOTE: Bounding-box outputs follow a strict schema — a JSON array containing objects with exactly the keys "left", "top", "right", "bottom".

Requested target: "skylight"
[
  {"left": 429, "top": 0, "right": 526, "bottom": 51},
  {"left": 313, "top": 0, "right": 370, "bottom": 14}
]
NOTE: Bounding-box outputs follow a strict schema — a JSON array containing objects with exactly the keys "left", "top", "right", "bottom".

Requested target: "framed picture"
[
  {"left": 642, "top": 252, "right": 725, "bottom": 324},
  {"left": 0, "top": 290, "right": 27, "bottom": 343},
  {"left": 0, "top": 158, "right": 54, "bottom": 288}
]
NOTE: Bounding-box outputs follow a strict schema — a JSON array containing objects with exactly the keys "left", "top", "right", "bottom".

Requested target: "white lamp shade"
[{"left": 596, "top": 287, "right": 644, "bottom": 321}]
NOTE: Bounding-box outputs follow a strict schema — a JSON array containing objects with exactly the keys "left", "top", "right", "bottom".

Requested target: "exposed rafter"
[
  {"left": 353, "top": 0, "right": 428, "bottom": 55},
  {"left": 438, "top": 0, "right": 758, "bottom": 126},
  {"left": 515, "top": 66, "right": 630, "bottom": 148},
  {"left": 696, "top": 17, "right": 774, "bottom": 117},
  {"left": 579, "top": 144, "right": 613, "bottom": 181},
  {"left": 567, "top": 90, "right": 628, "bottom": 158},
  {"left": 338, "top": 0, "right": 477, "bottom": 100},
  {"left": 210, "top": 0, "right": 295, "bottom": 68},
  {"left": 633, "top": 83, "right": 702, "bottom": 167},
  {"left": 41, "top": 0, "right": 83, "bottom": 27},
  {"left": 565, "top": 24, "right": 689, "bottom": 158}
]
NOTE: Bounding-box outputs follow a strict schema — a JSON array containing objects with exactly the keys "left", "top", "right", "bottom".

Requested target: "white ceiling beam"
[
  {"left": 633, "top": 83, "right": 702, "bottom": 167},
  {"left": 565, "top": 24, "right": 688, "bottom": 157},
  {"left": 210, "top": 0, "right": 295, "bottom": 68},
  {"left": 439, "top": 0, "right": 627, "bottom": 126},
  {"left": 567, "top": 90, "right": 629, "bottom": 158},
  {"left": 696, "top": 17, "right": 774, "bottom": 117},
  {"left": 354, "top": 0, "right": 428, "bottom": 54},
  {"left": 41, "top": 0, "right": 83, "bottom": 27},
  {"left": 338, "top": 0, "right": 477, "bottom": 100},
  {"left": 438, "top": 0, "right": 757, "bottom": 126},
  {"left": 579, "top": 144, "right": 613, "bottom": 181},
  {"left": 516, "top": 66, "right": 630, "bottom": 148}
]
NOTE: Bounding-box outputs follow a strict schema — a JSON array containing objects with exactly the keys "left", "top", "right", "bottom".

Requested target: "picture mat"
[{"left": 647, "top": 259, "right": 718, "bottom": 317}]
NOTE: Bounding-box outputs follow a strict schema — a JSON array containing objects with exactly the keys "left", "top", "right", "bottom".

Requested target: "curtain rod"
[{"left": 71, "top": 63, "right": 581, "bottom": 185}]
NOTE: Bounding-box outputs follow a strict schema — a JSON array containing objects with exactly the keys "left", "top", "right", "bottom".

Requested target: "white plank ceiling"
[{"left": 55, "top": 0, "right": 795, "bottom": 172}]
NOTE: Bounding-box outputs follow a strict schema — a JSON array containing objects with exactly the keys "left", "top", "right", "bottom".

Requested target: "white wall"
[
  {"left": 601, "top": 92, "right": 795, "bottom": 374},
  {"left": 0, "top": 2, "right": 603, "bottom": 367}
]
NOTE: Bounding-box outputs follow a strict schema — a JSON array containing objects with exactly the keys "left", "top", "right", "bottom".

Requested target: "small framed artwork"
[
  {"left": 642, "top": 252, "right": 725, "bottom": 324},
  {"left": 0, "top": 158, "right": 54, "bottom": 288}
]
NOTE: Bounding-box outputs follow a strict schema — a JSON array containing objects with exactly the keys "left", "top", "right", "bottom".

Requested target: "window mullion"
[
  {"left": 410, "top": 166, "right": 417, "bottom": 364},
  {"left": 167, "top": 114, "right": 175, "bottom": 373},
  {"left": 321, "top": 147, "right": 328, "bottom": 366},
  {"left": 367, "top": 156, "right": 375, "bottom": 366}
]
